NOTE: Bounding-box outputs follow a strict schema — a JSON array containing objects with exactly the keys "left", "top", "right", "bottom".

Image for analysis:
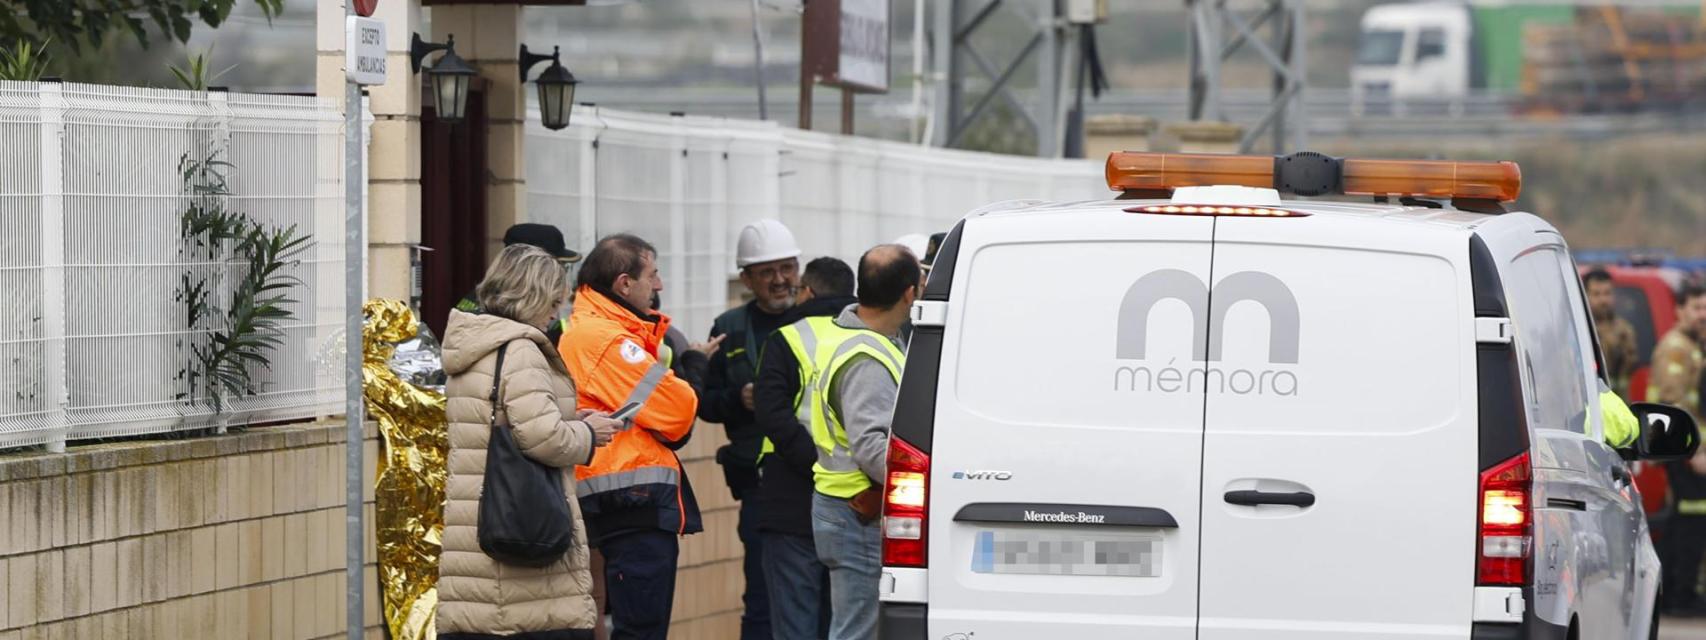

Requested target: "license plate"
[{"left": 971, "top": 529, "right": 1162, "bottom": 577}]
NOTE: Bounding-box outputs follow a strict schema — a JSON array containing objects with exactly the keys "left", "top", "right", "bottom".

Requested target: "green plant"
[
  {"left": 1, "top": 1, "right": 284, "bottom": 52},
  {"left": 0, "top": 38, "right": 51, "bottom": 81},
  {"left": 169, "top": 47, "right": 234, "bottom": 90},
  {"left": 173, "top": 146, "right": 312, "bottom": 411}
]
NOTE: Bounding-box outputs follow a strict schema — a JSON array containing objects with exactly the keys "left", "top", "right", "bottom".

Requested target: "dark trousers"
[
  {"left": 602, "top": 530, "right": 679, "bottom": 640},
  {"left": 762, "top": 531, "right": 831, "bottom": 640},
  {"left": 739, "top": 498, "right": 773, "bottom": 640},
  {"left": 1661, "top": 515, "right": 1706, "bottom": 608}
]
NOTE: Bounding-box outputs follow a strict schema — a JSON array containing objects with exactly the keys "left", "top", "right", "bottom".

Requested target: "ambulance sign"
[{"left": 345, "top": 16, "right": 388, "bottom": 86}]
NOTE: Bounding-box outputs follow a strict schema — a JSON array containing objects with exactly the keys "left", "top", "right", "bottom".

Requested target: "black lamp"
[
  {"left": 411, "top": 33, "right": 477, "bottom": 123},
  {"left": 521, "top": 44, "right": 581, "bottom": 131}
]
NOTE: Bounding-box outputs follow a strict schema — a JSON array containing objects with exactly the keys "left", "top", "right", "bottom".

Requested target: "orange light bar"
[
  {"left": 1342, "top": 159, "right": 1522, "bottom": 202},
  {"left": 1105, "top": 151, "right": 1524, "bottom": 204},
  {"left": 1105, "top": 152, "right": 1274, "bottom": 192}
]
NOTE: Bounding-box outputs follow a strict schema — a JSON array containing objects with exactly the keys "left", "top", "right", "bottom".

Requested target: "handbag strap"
[{"left": 488, "top": 343, "right": 510, "bottom": 428}]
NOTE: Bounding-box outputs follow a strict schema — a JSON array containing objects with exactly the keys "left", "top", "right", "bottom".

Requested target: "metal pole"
[
  {"left": 749, "top": 0, "right": 770, "bottom": 120},
  {"left": 1036, "top": 0, "right": 1060, "bottom": 157},
  {"left": 842, "top": 88, "right": 854, "bottom": 135},
  {"left": 1289, "top": 0, "right": 1308, "bottom": 152},
  {"left": 929, "top": 0, "right": 958, "bottom": 146},
  {"left": 343, "top": 2, "right": 367, "bottom": 639},
  {"left": 910, "top": 0, "right": 926, "bottom": 143},
  {"left": 1272, "top": 0, "right": 1287, "bottom": 153},
  {"left": 799, "top": 3, "right": 813, "bottom": 130}
]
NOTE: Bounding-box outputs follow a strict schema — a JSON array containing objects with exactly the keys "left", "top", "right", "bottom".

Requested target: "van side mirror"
[{"left": 1629, "top": 402, "right": 1700, "bottom": 462}]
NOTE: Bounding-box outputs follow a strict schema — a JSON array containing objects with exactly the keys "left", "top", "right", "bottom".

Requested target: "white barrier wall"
[
  {"left": 0, "top": 82, "right": 345, "bottom": 449},
  {"left": 526, "top": 106, "right": 1105, "bottom": 339}
]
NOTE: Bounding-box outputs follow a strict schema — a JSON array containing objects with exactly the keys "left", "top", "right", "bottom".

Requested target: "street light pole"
[
  {"left": 749, "top": 0, "right": 769, "bottom": 120},
  {"left": 343, "top": 2, "right": 367, "bottom": 640}
]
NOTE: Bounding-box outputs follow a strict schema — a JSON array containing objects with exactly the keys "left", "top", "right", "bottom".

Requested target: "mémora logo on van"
[{"left": 1113, "top": 269, "right": 1300, "bottom": 397}]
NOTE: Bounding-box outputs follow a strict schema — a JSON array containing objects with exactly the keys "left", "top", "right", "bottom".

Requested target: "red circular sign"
[{"left": 354, "top": 0, "right": 379, "bottom": 17}]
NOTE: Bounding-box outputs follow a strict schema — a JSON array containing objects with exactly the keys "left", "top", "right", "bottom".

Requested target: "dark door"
[{"left": 420, "top": 86, "right": 488, "bottom": 339}]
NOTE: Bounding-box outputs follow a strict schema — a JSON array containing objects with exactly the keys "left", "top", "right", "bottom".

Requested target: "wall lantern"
[
  {"left": 411, "top": 33, "right": 477, "bottom": 123},
  {"left": 521, "top": 44, "right": 580, "bottom": 131}
]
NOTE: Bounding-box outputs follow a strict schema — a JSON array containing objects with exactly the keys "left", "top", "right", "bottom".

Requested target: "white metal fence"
[
  {"left": 0, "top": 81, "right": 345, "bottom": 450},
  {"left": 525, "top": 106, "right": 1105, "bottom": 338}
]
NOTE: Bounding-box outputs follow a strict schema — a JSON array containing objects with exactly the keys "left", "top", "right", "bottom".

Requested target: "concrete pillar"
[
  {"left": 317, "top": 0, "right": 423, "bottom": 301},
  {"left": 431, "top": 5, "right": 530, "bottom": 262},
  {"left": 1084, "top": 114, "right": 1157, "bottom": 160},
  {"left": 1161, "top": 121, "right": 1245, "bottom": 155}
]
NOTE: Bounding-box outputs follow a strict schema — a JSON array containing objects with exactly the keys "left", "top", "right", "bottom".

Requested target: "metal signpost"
[
  {"left": 344, "top": 1, "right": 384, "bottom": 639},
  {"left": 800, "top": 0, "right": 891, "bottom": 133}
]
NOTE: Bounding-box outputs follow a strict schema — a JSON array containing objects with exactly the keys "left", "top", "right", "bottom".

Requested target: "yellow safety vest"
[
  {"left": 1600, "top": 388, "right": 1639, "bottom": 450},
  {"left": 804, "top": 320, "right": 906, "bottom": 498},
  {"left": 755, "top": 316, "right": 847, "bottom": 463}
]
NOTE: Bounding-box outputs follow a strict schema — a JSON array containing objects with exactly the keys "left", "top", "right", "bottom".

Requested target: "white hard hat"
[
  {"left": 894, "top": 233, "right": 932, "bottom": 270},
  {"left": 736, "top": 219, "right": 803, "bottom": 268}
]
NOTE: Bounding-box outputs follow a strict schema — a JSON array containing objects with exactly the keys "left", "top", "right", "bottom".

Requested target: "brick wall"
[
  {"left": 671, "top": 422, "right": 746, "bottom": 639},
  {"left": 0, "top": 421, "right": 382, "bottom": 640},
  {"left": 0, "top": 418, "right": 752, "bottom": 640}
]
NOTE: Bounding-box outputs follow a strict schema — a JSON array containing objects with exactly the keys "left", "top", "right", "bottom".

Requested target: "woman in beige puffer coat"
[{"left": 439, "top": 244, "right": 620, "bottom": 640}]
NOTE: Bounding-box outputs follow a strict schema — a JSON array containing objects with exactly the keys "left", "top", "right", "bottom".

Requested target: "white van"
[{"left": 875, "top": 152, "right": 1701, "bottom": 640}]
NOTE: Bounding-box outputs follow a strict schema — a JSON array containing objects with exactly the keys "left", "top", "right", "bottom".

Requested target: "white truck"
[{"left": 1350, "top": 1, "right": 1706, "bottom": 112}]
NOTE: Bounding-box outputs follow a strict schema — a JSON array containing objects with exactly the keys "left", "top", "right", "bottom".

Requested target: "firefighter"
[
  {"left": 1585, "top": 268, "right": 1638, "bottom": 398},
  {"left": 1652, "top": 283, "right": 1706, "bottom": 616}
]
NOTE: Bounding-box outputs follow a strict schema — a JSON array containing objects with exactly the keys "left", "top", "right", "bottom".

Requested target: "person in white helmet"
[{"left": 699, "top": 219, "right": 803, "bottom": 640}]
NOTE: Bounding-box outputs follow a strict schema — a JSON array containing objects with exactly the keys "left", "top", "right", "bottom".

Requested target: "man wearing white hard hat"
[{"left": 700, "top": 218, "right": 803, "bottom": 640}]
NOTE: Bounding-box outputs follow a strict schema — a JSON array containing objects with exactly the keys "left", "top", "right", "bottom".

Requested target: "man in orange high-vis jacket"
[{"left": 561, "top": 233, "right": 719, "bottom": 640}]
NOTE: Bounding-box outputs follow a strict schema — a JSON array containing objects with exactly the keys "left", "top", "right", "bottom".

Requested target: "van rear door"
[
  {"left": 925, "top": 209, "right": 1213, "bottom": 639},
  {"left": 1195, "top": 216, "right": 1480, "bottom": 639}
]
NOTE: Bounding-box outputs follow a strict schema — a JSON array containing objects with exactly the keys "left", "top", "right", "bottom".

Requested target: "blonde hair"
[{"left": 476, "top": 244, "right": 568, "bottom": 327}]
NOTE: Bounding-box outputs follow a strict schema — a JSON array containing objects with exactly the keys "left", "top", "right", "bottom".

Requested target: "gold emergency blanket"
[{"left": 363, "top": 299, "right": 447, "bottom": 640}]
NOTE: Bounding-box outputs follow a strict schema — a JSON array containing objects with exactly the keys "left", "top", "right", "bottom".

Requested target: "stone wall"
[{"left": 0, "top": 421, "right": 382, "bottom": 640}]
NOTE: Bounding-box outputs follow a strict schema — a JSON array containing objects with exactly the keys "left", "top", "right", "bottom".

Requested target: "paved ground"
[{"left": 1659, "top": 616, "right": 1706, "bottom": 639}]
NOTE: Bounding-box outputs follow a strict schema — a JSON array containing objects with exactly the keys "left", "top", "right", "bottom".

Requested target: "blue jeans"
[
  {"left": 738, "top": 498, "right": 772, "bottom": 640},
  {"left": 812, "top": 493, "right": 881, "bottom": 640},
  {"left": 762, "top": 531, "right": 830, "bottom": 640},
  {"left": 601, "top": 530, "right": 678, "bottom": 640}
]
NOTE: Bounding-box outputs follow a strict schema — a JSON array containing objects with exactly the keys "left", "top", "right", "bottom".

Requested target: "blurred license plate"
[{"left": 971, "top": 529, "right": 1162, "bottom": 577}]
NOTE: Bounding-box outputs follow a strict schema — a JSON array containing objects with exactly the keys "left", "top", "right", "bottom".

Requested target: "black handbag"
[{"left": 477, "top": 343, "right": 575, "bottom": 567}]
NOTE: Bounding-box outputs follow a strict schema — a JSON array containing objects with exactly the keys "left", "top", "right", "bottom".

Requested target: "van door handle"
[{"left": 1224, "top": 490, "right": 1316, "bottom": 508}]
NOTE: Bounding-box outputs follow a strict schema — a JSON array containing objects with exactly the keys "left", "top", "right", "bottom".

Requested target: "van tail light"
[
  {"left": 883, "top": 436, "right": 930, "bottom": 568},
  {"left": 1477, "top": 452, "right": 1532, "bottom": 586}
]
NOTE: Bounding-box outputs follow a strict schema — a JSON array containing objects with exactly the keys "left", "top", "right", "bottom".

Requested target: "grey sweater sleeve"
[{"left": 831, "top": 356, "right": 900, "bottom": 485}]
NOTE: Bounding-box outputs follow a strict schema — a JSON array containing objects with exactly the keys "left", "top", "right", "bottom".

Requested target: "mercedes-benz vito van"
[{"left": 876, "top": 152, "right": 1701, "bottom": 640}]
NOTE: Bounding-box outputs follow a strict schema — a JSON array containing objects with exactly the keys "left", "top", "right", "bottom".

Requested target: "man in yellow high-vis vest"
[
  {"left": 807, "top": 245, "right": 921, "bottom": 640},
  {"left": 754, "top": 257, "right": 858, "bottom": 640}
]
